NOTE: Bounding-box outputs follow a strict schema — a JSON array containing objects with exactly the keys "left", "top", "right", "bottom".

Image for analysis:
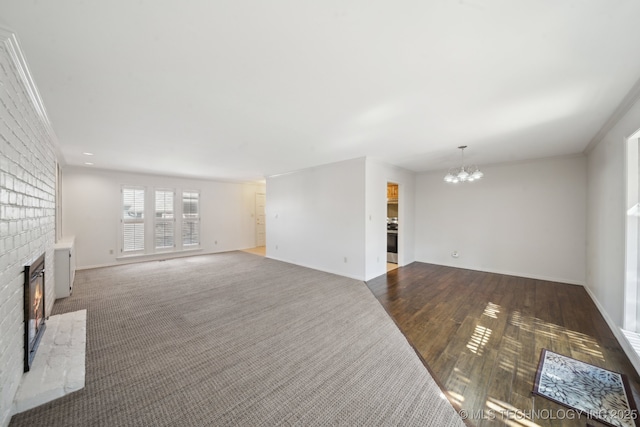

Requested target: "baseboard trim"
[
  {"left": 416, "top": 260, "right": 585, "bottom": 286},
  {"left": 265, "top": 256, "right": 365, "bottom": 281},
  {"left": 115, "top": 247, "right": 202, "bottom": 262},
  {"left": 583, "top": 285, "right": 640, "bottom": 377},
  {"left": 78, "top": 249, "right": 226, "bottom": 270}
]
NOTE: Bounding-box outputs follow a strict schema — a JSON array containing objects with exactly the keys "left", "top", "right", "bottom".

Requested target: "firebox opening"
[{"left": 24, "top": 253, "right": 47, "bottom": 372}]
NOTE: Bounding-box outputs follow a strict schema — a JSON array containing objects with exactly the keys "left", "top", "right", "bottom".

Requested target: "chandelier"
[{"left": 444, "top": 145, "right": 484, "bottom": 183}]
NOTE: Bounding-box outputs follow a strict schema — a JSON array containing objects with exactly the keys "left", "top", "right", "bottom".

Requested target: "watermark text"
[{"left": 458, "top": 408, "right": 638, "bottom": 422}]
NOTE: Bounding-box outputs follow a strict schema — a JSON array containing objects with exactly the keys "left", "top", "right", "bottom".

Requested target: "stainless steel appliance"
[{"left": 387, "top": 217, "right": 398, "bottom": 263}]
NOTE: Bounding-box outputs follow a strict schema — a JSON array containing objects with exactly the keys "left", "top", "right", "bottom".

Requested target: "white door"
[{"left": 255, "top": 193, "right": 266, "bottom": 247}]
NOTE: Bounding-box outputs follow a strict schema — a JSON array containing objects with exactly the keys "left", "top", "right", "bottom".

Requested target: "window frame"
[
  {"left": 182, "top": 190, "right": 201, "bottom": 248},
  {"left": 118, "top": 185, "right": 202, "bottom": 258},
  {"left": 121, "top": 186, "right": 146, "bottom": 254},
  {"left": 154, "top": 188, "right": 176, "bottom": 251}
]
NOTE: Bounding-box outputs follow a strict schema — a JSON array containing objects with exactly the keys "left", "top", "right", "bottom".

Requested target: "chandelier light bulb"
[
  {"left": 471, "top": 169, "right": 484, "bottom": 180},
  {"left": 444, "top": 171, "right": 456, "bottom": 182}
]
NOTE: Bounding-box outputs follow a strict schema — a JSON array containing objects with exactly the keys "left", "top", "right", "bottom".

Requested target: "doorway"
[
  {"left": 255, "top": 193, "right": 266, "bottom": 247},
  {"left": 387, "top": 182, "right": 399, "bottom": 272}
]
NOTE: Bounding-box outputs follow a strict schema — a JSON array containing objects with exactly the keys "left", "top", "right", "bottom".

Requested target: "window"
[
  {"left": 623, "top": 130, "right": 640, "bottom": 358},
  {"left": 182, "top": 191, "right": 200, "bottom": 246},
  {"left": 120, "top": 186, "right": 201, "bottom": 256},
  {"left": 155, "top": 190, "right": 174, "bottom": 249},
  {"left": 625, "top": 132, "right": 640, "bottom": 333},
  {"left": 122, "top": 187, "right": 145, "bottom": 252}
]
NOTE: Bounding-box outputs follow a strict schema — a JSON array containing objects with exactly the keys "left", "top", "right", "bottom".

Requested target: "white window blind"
[
  {"left": 155, "top": 190, "right": 174, "bottom": 249},
  {"left": 182, "top": 191, "right": 200, "bottom": 246},
  {"left": 122, "top": 187, "right": 145, "bottom": 252}
]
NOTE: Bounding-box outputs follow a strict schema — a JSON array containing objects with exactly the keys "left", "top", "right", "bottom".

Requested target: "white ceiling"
[{"left": 2, "top": 1, "right": 640, "bottom": 182}]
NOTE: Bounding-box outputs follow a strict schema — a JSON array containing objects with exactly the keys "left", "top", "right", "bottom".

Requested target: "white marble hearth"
[{"left": 12, "top": 310, "right": 86, "bottom": 415}]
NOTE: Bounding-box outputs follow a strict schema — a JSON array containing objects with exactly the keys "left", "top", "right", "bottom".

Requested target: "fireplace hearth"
[{"left": 24, "top": 253, "right": 46, "bottom": 372}]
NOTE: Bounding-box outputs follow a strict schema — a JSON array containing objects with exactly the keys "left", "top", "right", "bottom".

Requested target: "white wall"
[
  {"left": 62, "top": 167, "right": 265, "bottom": 269},
  {"left": 365, "top": 159, "right": 415, "bottom": 280},
  {"left": 415, "top": 155, "right": 587, "bottom": 285},
  {"left": 0, "top": 31, "right": 58, "bottom": 427},
  {"left": 266, "top": 158, "right": 366, "bottom": 280},
  {"left": 587, "top": 98, "right": 640, "bottom": 327}
]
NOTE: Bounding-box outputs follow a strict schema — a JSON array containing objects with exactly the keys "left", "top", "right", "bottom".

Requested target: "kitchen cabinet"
[
  {"left": 54, "top": 237, "right": 76, "bottom": 299},
  {"left": 387, "top": 184, "right": 398, "bottom": 201}
]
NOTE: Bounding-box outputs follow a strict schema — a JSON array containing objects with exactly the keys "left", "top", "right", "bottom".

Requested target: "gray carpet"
[{"left": 10, "top": 252, "right": 465, "bottom": 426}]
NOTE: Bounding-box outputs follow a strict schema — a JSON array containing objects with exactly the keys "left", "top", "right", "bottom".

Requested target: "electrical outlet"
[{"left": 109, "top": 249, "right": 114, "bottom": 255}]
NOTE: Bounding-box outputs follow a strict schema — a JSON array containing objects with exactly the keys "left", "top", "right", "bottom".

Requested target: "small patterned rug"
[{"left": 533, "top": 349, "right": 639, "bottom": 427}]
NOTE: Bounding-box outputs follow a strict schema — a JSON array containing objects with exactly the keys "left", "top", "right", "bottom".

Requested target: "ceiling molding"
[
  {"left": 584, "top": 75, "right": 640, "bottom": 155},
  {"left": 0, "top": 26, "right": 65, "bottom": 163}
]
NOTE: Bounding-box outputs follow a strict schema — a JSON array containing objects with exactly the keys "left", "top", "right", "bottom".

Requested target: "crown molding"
[
  {"left": 584, "top": 75, "right": 640, "bottom": 155},
  {"left": 0, "top": 26, "right": 65, "bottom": 164}
]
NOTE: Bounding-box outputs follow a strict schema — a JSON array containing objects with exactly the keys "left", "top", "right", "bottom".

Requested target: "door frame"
[
  {"left": 386, "top": 181, "right": 401, "bottom": 266},
  {"left": 255, "top": 192, "right": 266, "bottom": 247}
]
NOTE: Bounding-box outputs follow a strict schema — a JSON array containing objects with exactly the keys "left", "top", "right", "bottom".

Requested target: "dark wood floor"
[{"left": 367, "top": 262, "right": 640, "bottom": 427}]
